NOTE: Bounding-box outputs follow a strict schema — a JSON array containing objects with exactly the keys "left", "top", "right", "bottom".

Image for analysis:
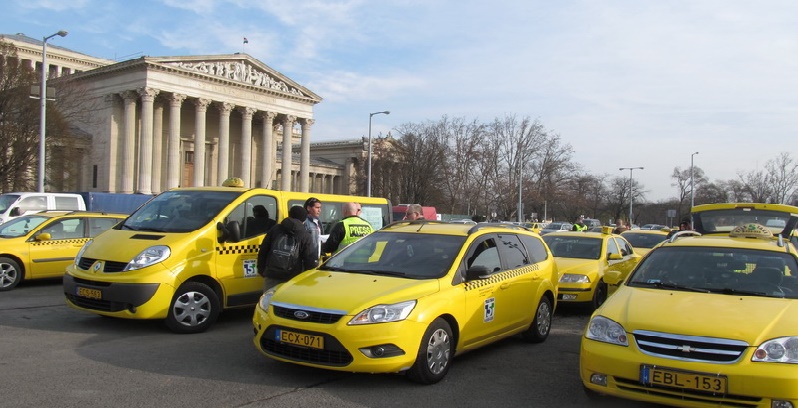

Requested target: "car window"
[
  {"left": 89, "top": 217, "right": 122, "bottom": 238},
  {"left": 623, "top": 232, "right": 667, "bottom": 248},
  {"left": 617, "top": 238, "right": 634, "bottom": 256},
  {"left": 467, "top": 237, "right": 501, "bottom": 273},
  {"left": 606, "top": 238, "right": 620, "bottom": 258},
  {"left": 497, "top": 233, "right": 528, "bottom": 269},
  {"left": 542, "top": 236, "right": 601, "bottom": 259},
  {"left": 518, "top": 234, "right": 549, "bottom": 263}
]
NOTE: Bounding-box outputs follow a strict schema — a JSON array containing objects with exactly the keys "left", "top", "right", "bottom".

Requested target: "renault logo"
[
  {"left": 294, "top": 310, "right": 310, "bottom": 320},
  {"left": 93, "top": 262, "right": 102, "bottom": 272}
]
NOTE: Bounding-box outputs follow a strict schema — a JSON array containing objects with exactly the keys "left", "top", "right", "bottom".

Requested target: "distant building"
[{"left": 1, "top": 33, "right": 372, "bottom": 195}]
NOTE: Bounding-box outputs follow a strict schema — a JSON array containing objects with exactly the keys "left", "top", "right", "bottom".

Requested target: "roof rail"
[
  {"left": 467, "top": 222, "right": 528, "bottom": 235},
  {"left": 667, "top": 230, "right": 702, "bottom": 243}
]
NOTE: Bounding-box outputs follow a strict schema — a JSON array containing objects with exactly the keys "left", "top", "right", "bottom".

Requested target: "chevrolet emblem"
[{"left": 678, "top": 345, "right": 696, "bottom": 353}]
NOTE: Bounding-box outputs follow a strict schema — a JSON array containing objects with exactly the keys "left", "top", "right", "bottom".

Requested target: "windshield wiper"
[
  {"left": 650, "top": 281, "right": 710, "bottom": 293},
  {"left": 709, "top": 287, "right": 769, "bottom": 296}
]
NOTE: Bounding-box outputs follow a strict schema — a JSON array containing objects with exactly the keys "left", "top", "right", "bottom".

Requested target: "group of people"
[
  {"left": 571, "top": 214, "right": 692, "bottom": 236},
  {"left": 256, "top": 198, "right": 374, "bottom": 290}
]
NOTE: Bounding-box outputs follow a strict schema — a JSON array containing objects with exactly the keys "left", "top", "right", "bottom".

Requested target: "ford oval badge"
[{"left": 294, "top": 310, "right": 310, "bottom": 320}]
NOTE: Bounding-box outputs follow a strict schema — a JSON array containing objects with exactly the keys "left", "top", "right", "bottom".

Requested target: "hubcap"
[
  {"left": 0, "top": 263, "right": 18, "bottom": 288},
  {"left": 537, "top": 302, "right": 551, "bottom": 335},
  {"left": 172, "top": 291, "right": 211, "bottom": 327},
  {"left": 426, "top": 328, "right": 451, "bottom": 375}
]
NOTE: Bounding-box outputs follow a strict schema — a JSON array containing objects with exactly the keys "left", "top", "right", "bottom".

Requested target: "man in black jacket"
[{"left": 257, "top": 206, "right": 318, "bottom": 291}]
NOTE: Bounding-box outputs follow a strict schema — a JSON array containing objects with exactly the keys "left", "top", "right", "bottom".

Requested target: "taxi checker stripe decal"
[
  {"left": 31, "top": 238, "right": 88, "bottom": 246},
  {"left": 215, "top": 244, "right": 260, "bottom": 255},
  {"left": 464, "top": 263, "right": 540, "bottom": 291}
]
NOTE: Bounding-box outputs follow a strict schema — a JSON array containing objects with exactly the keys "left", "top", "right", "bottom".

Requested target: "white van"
[{"left": 0, "top": 192, "right": 86, "bottom": 224}]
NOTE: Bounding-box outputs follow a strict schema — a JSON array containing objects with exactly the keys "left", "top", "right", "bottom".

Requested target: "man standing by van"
[
  {"left": 323, "top": 202, "right": 373, "bottom": 254},
  {"left": 257, "top": 206, "right": 318, "bottom": 290},
  {"left": 303, "top": 197, "right": 322, "bottom": 259},
  {"left": 404, "top": 204, "right": 425, "bottom": 221}
]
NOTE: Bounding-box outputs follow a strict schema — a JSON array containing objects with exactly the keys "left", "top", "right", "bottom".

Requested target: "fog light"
[
  {"left": 359, "top": 344, "right": 405, "bottom": 358},
  {"left": 590, "top": 373, "right": 608, "bottom": 387},
  {"left": 772, "top": 401, "right": 794, "bottom": 408}
]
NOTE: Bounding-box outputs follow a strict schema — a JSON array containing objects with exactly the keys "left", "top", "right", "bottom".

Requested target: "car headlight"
[
  {"left": 349, "top": 300, "right": 416, "bottom": 325},
  {"left": 585, "top": 315, "right": 628, "bottom": 346},
  {"left": 74, "top": 239, "right": 93, "bottom": 266},
  {"left": 752, "top": 337, "right": 798, "bottom": 363},
  {"left": 258, "top": 288, "right": 276, "bottom": 311},
  {"left": 560, "top": 273, "right": 590, "bottom": 283},
  {"left": 124, "top": 245, "right": 171, "bottom": 271}
]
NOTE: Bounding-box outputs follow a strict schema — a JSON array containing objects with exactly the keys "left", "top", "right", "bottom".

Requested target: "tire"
[
  {"left": 164, "top": 282, "right": 220, "bottom": 334},
  {"left": 0, "top": 257, "right": 23, "bottom": 291},
  {"left": 589, "top": 280, "right": 607, "bottom": 311},
  {"left": 406, "top": 318, "right": 454, "bottom": 384},
  {"left": 521, "top": 296, "right": 552, "bottom": 343}
]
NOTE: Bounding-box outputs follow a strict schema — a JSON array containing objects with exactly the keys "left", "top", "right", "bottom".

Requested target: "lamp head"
[{"left": 57, "top": 31, "right": 68, "bottom": 37}]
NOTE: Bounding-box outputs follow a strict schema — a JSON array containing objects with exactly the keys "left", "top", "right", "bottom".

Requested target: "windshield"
[
  {"left": 0, "top": 194, "right": 20, "bottom": 213},
  {"left": 542, "top": 235, "right": 601, "bottom": 259},
  {"left": 320, "top": 232, "right": 466, "bottom": 279},
  {"left": 694, "top": 208, "right": 792, "bottom": 235},
  {"left": 622, "top": 232, "right": 668, "bottom": 249},
  {"left": 628, "top": 246, "right": 798, "bottom": 299},
  {"left": 0, "top": 215, "right": 49, "bottom": 238},
  {"left": 121, "top": 190, "right": 242, "bottom": 233},
  {"left": 544, "top": 223, "right": 565, "bottom": 230}
]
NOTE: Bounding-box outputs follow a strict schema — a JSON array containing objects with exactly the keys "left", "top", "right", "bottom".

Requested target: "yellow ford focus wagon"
[{"left": 252, "top": 221, "right": 558, "bottom": 384}]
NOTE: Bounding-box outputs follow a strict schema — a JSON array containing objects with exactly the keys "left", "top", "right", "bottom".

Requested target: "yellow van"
[{"left": 63, "top": 184, "right": 391, "bottom": 333}]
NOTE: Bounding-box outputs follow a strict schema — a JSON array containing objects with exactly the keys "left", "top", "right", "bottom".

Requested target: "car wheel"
[
  {"left": 590, "top": 280, "right": 608, "bottom": 311},
  {"left": 521, "top": 296, "right": 552, "bottom": 343},
  {"left": 406, "top": 318, "right": 453, "bottom": 384},
  {"left": 164, "top": 282, "right": 220, "bottom": 334},
  {"left": 0, "top": 257, "right": 23, "bottom": 291}
]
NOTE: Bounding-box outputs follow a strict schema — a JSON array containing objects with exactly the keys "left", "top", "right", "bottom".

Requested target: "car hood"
[
  {"left": 272, "top": 270, "right": 441, "bottom": 315},
  {"left": 554, "top": 257, "right": 600, "bottom": 276},
  {"left": 599, "top": 287, "right": 798, "bottom": 342}
]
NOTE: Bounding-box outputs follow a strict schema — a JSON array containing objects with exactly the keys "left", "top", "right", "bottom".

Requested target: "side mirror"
[
  {"left": 9, "top": 207, "right": 20, "bottom": 217},
  {"left": 35, "top": 232, "right": 52, "bottom": 241},
  {"left": 465, "top": 265, "right": 491, "bottom": 281},
  {"left": 608, "top": 253, "right": 622, "bottom": 261}
]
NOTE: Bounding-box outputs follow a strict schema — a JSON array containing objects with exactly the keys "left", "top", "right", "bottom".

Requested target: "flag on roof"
[{"left": 243, "top": 37, "right": 249, "bottom": 44}]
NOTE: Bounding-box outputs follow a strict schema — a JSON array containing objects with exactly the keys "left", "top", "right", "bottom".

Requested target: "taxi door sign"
[{"left": 484, "top": 297, "right": 495, "bottom": 322}]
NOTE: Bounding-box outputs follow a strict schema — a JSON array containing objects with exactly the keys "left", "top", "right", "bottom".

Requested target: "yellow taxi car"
[
  {"left": 522, "top": 222, "right": 547, "bottom": 233},
  {"left": 0, "top": 211, "right": 126, "bottom": 291},
  {"left": 581, "top": 203, "right": 798, "bottom": 407},
  {"left": 542, "top": 229, "right": 640, "bottom": 310},
  {"left": 620, "top": 229, "right": 669, "bottom": 256},
  {"left": 252, "top": 221, "right": 558, "bottom": 384}
]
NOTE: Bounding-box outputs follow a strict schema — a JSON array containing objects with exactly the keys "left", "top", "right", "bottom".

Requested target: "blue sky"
[{"left": 5, "top": 0, "right": 797, "bottom": 201}]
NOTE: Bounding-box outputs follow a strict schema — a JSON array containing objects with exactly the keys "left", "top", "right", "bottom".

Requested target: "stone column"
[
  {"left": 259, "top": 112, "right": 277, "bottom": 189},
  {"left": 216, "top": 102, "right": 235, "bottom": 186},
  {"left": 103, "top": 94, "right": 119, "bottom": 192},
  {"left": 166, "top": 93, "right": 186, "bottom": 189},
  {"left": 299, "top": 118, "right": 314, "bottom": 192},
  {"left": 280, "top": 115, "right": 295, "bottom": 191},
  {"left": 193, "top": 98, "right": 211, "bottom": 187},
  {"left": 120, "top": 90, "right": 138, "bottom": 194},
  {"left": 151, "top": 100, "right": 164, "bottom": 194},
  {"left": 137, "top": 87, "right": 160, "bottom": 194},
  {"left": 239, "top": 107, "right": 256, "bottom": 187}
]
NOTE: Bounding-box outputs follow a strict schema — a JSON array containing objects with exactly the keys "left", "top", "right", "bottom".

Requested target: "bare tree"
[
  {"left": 765, "top": 152, "right": 798, "bottom": 204},
  {"left": 736, "top": 169, "right": 772, "bottom": 203}
]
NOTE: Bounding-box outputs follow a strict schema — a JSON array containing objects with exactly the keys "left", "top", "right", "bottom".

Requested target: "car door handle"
[{"left": 500, "top": 282, "right": 510, "bottom": 290}]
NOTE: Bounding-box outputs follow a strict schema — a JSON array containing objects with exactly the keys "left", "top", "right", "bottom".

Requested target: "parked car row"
[{"left": 7, "top": 190, "right": 798, "bottom": 403}]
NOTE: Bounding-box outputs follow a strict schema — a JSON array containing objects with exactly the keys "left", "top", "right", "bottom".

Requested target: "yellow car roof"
[{"left": 381, "top": 220, "right": 537, "bottom": 237}]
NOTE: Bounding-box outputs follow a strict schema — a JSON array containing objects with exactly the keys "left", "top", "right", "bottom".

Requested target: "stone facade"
[{"left": 1, "top": 33, "right": 368, "bottom": 196}]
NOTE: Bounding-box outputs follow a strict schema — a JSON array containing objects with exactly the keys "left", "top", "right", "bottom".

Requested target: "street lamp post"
[
  {"left": 39, "top": 30, "right": 68, "bottom": 192},
  {"left": 367, "top": 110, "right": 390, "bottom": 197},
  {"left": 690, "top": 151, "right": 699, "bottom": 209},
  {"left": 619, "top": 167, "right": 644, "bottom": 226}
]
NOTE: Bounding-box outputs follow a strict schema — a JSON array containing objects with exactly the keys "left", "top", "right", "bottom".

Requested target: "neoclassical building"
[{"left": 1, "top": 33, "right": 368, "bottom": 195}]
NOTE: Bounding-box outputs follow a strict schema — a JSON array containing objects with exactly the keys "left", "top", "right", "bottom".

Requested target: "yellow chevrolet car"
[
  {"left": 621, "top": 229, "right": 669, "bottom": 256},
  {"left": 581, "top": 203, "right": 798, "bottom": 407},
  {"left": 542, "top": 230, "right": 640, "bottom": 310},
  {"left": 0, "top": 211, "right": 126, "bottom": 291},
  {"left": 252, "top": 221, "right": 558, "bottom": 384}
]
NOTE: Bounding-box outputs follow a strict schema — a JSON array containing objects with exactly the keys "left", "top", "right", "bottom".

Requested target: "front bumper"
[
  {"left": 252, "top": 302, "right": 428, "bottom": 374},
  {"left": 580, "top": 336, "right": 798, "bottom": 407},
  {"left": 63, "top": 265, "right": 176, "bottom": 320}
]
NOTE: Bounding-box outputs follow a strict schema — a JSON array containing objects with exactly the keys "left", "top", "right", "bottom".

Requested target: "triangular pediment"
[{"left": 150, "top": 54, "right": 321, "bottom": 102}]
